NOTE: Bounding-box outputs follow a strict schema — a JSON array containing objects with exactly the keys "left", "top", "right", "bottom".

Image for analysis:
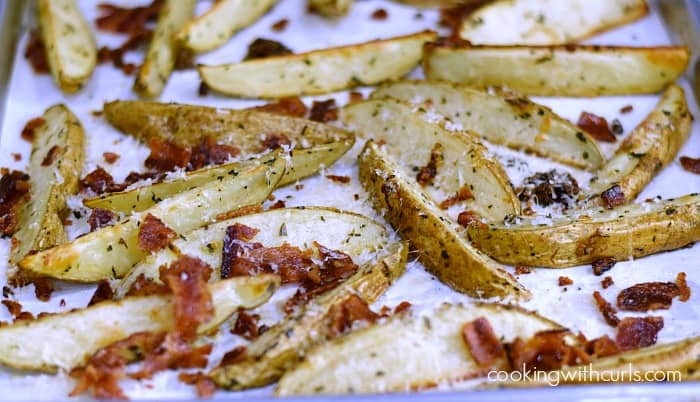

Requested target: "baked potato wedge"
[
  {"left": 18, "top": 154, "right": 285, "bottom": 282},
  {"left": 198, "top": 31, "right": 437, "bottom": 98},
  {"left": 134, "top": 0, "right": 195, "bottom": 98},
  {"left": 392, "top": 0, "right": 490, "bottom": 7},
  {"left": 468, "top": 193, "right": 700, "bottom": 268},
  {"left": 275, "top": 303, "right": 562, "bottom": 395},
  {"left": 358, "top": 142, "right": 528, "bottom": 298},
  {"left": 176, "top": 0, "right": 277, "bottom": 53},
  {"left": 102, "top": 100, "right": 353, "bottom": 148},
  {"left": 210, "top": 242, "right": 407, "bottom": 389},
  {"left": 423, "top": 43, "right": 690, "bottom": 96},
  {"left": 582, "top": 84, "right": 692, "bottom": 208},
  {"left": 115, "top": 207, "right": 392, "bottom": 298},
  {"left": 37, "top": 0, "right": 97, "bottom": 93},
  {"left": 0, "top": 274, "right": 278, "bottom": 372},
  {"left": 308, "top": 0, "right": 353, "bottom": 17},
  {"left": 370, "top": 81, "right": 604, "bottom": 170},
  {"left": 459, "top": 0, "right": 648, "bottom": 45},
  {"left": 84, "top": 141, "right": 352, "bottom": 213},
  {"left": 9, "top": 105, "right": 84, "bottom": 273},
  {"left": 343, "top": 98, "right": 519, "bottom": 221}
]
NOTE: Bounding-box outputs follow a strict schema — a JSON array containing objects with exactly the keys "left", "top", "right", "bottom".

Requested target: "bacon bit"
[
  {"left": 103, "top": 152, "right": 120, "bottom": 164},
  {"left": 328, "top": 294, "right": 379, "bottom": 338},
  {"left": 11, "top": 153, "right": 21, "bottom": 162},
  {"left": 79, "top": 167, "right": 121, "bottom": 194},
  {"left": 295, "top": 183, "right": 304, "bottom": 190},
  {"left": 371, "top": 8, "right": 388, "bottom": 20},
  {"left": 88, "top": 208, "right": 116, "bottom": 232},
  {"left": 558, "top": 276, "right": 573, "bottom": 286},
  {"left": 601, "top": 276, "right": 614, "bottom": 289},
  {"left": 617, "top": 282, "right": 680, "bottom": 311},
  {"left": 219, "top": 345, "right": 247, "bottom": 367},
  {"left": 189, "top": 136, "right": 240, "bottom": 170},
  {"left": 515, "top": 265, "right": 532, "bottom": 275},
  {"left": 577, "top": 112, "right": 616, "bottom": 142},
  {"left": 309, "top": 99, "right": 339, "bottom": 122},
  {"left": 144, "top": 138, "right": 192, "bottom": 173},
  {"left": 244, "top": 38, "right": 292, "bottom": 60},
  {"left": 174, "top": 47, "right": 195, "bottom": 70},
  {"left": 586, "top": 335, "right": 621, "bottom": 358},
  {"left": 96, "top": 1, "right": 163, "bottom": 34},
  {"left": 592, "top": 257, "right": 616, "bottom": 276},
  {"left": 124, "top": 273, "right": 169, "bottom": 297},
  {"left": 508, "top": 329, "right": 589, "bottom": 371},
  {"left": 24, "top": 30, "right": 49, "bottom": 74},
  {"left": 178, "top": 372, "right": 217, "bottom": 398},
  {"left": 2, "top": 300, "right": 22, "bottom": 318},
  {"left": 122, "top": 171, "right": 163, "bottom": 187},
  {"left": 616, "top": 316, "right": 664, "bottom": 351},
  {"left": 326, "top": 174, "right": 351, "bottom": 184},
  {"left": 620, "top": 105, "right": 634, "bottom": 114},
  {"left": 2, "top": 287, "right": 13, "bottom": 298},
  {"left": 592, "top": 291, "right": 620, "bottom": 327},
  {"left": 0, "top": 170, "right": 30, "bottom": 236},
  {"left": 33, "top": 277, "right": 54, "bottom": 302},
  {"left": 269, "top": 200, "right": 286, "bottom": 210},
  {"left": 97, "top": 30, "right": 152, "bottom": 75},
  {"left": 271, "top": 18, "right": 289, "bottom": 32},
  {"left": 348, "top": 91, "right": 364, "bottom": 103},
  {"left": 457, "top": 210, "right": 483, "bottom": 228},
  {"left": 676, "top": 272, "right": 691, "bottom": 302},
  {"left": 220, "top": 223, "right": 262, "bottom": 279},
  {"left": 88, "top": 280, "right": 115, "bottom": 306},
  {"left": 439, "top": 2, "right": 488, "bottom": 33},
  {"left": 252, "top": 97, "right": 308, "bottom": 118},
  {"left": 198, "top": 81, "right": 210, "bottom": 96},
  {"left": 601, "top": 184, "right": 625, "bottom": 209},
  {"left": 517, "top": 170, "right": 579, "bottom": 207},
  {"left": 680, "top": 156, "right": 700, "bottom": 174},
  {"left": 416, "top": 143, "right": 444, "bottom": 186},
  {"left": 40, "top": 146, "right": 60, "bottom": 166},
  {"left": 261, "top": 133, "right": 292, "bottom": 150},
  {"left": 393, "top": 301, "right": 412, "bottom": 314},
  {"left": 439, "top": 185, "right": 474, "bottom": 209},
  {"left": 462, "top": 317, "right": 507, "bottom": 367},
  {"left": 215, "top": 205, "right": 263, "bottom": 222},
  {"left": 92, "top": 110, "right": 104, "bottom": 117},
  {"left": 21, "top": 117, "right": 45, "bottom": 142},
  {"left": 138, "top": 213, "right": 177, "bottom": 252},
  {"left": 231, "top": 310, "right": 260, "bottom": 340}
]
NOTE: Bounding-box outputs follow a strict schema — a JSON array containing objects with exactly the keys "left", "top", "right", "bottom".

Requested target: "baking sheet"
[{"left": 0, "top": 0, "right": 700, "bottom": 400}]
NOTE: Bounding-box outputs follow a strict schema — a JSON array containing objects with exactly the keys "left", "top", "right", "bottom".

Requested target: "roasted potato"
[
  {"left": 134, "top": 0, "right": 195, "bottom": 98},
  {"left": 37, "top": 0, "right": 97, "bottom": 92},
  {"left": 276, "top": 303, "right": 562, "bottom": 395},
  {"left": 468, "top": 193, "right": 700, "bottom": 268},
  {"left": 424, "top": 43, "right": 690, "bottom": 96},
  {"left": 459, "top": 0, "right": 648, "bottom": 45},
  {"left": 9, "top": 105, "right": 85, "bottom": 276},
  {"left": 176, "top": 0, "right": 277, "bottom": 53},
  {"left": 371, "top": 80, "right": 604, "bottom": 171},
  {"left": 308, "top": 0, "right": 353, "bottom": 17},
  {"left": 18, "top": 154, "right": 286, "bottom": 282},
  {"left": 0, "top": 275, "right": 278, "bottom": 372},
  {"left": 198, "top": 31, "right": 437, "bottom": 98},
  {"left": 210, "top": 242, "right": 407, "bottom": 389}
]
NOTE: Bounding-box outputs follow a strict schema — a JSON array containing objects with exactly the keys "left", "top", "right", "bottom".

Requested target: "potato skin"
[{"left": 359, "top": 142, "right": 528, "bottom": 299}]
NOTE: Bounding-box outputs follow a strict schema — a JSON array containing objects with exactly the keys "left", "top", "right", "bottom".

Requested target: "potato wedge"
[
  {"left": 176, "top": 0, "right": 277, "bottom": 53},
  {"left": 393, "top": 0, "right": 489, "bottom": 7},
  {"left": 9, "top": 105, "right": 84, "bottom": 273},
  {"left": 468, "top": 193, "right": 700, "bottom": 268},
  {"left": 134, "top": 0, "right": 195, "bottom": 98},
  {"left": 198, "top": 31, "right": 437, "bottom": 98},
  {"left": 459, "top": 0, "right": 648, "bottom": 45},
  {"left": 0, "top": 275, "right": 278, "bottom": 372},
  {"left": 102, "top": 100, "right": 353, "bottom": 148},
  {"left": 38, "top": 0, "right": 97, "bottom": 92},
  {"left": 308, "top": 0, "right": 353, "bottom": 17},
  {"left": 275, "top": 303, "right": 562, "bottom": 395},
  {"left": 84, "top": 141, "right": 352, "bottom": 213},
  {"left": 424, "top": 43, "right": 690, "bottom": 96},
  {"left": 18, "top": 154, "right": 285, "bottom": 282},
  {"left": 115, "top": 207, "right": 392, "bottom": 298},
  {"left": 582, "top": 84, "right": 691, "bottom": 208},
  {"left": 343, "top": 99, "right": 519, "bottom": 221},
  {"left": 359, "top": 142, "right": 528, "bottom": 298},
  {"left": 371, "top": 81, "right": 604, "bottom": 170},
  {"left": 210, "top": 242, "right": 407, "bottom": 389}
]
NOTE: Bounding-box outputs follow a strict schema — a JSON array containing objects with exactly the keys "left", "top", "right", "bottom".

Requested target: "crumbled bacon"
[
  {"left": 577, "top": 112, "right": 615, "bottom": 142},
  {"left": 218, "top": 345, "right": 247, "bottom": 367},
  {"left": 393, "top": 301, "right": 412, "bottom": 314},
  {"left": 220, "top": 223, "right": 262, "bottom": 279},
  {"left": 88, "top": 208, "right": 116, "bottom": 232},
  {"left": 260, "top": 133, "right": 292, "bottom": 150},
  {"left": 103, "top": 152, "right": 120, "bottom": 164},
  {"left": 462, "top": 317, "right": 507, "bottom": 367},
  {"left": 601, "top": 185, "right": 625, "bottom": 209},
  {"left": 558, "top": 276, "right": 573, "bottom": 286},
  {"left": 516, "top": 170, "right": 579, "bottom": 207},
  {"left": 178, "top": 372, "right": 217, "bottom": 398},
  {"left": 251, "top": 97, "right": 307, "bottom": 118},
  {"left": 11, "top": 153, "right": 21, "bottom": 162},
  {"left": 439, "top": 185, "right": 474, "bottom": 209},
  {"left": 269, "top": 200, "right": 286, "bottom": 209},
  {"left": 592, "top": 257, "right": 616, "bottom": 276},
  {"left": 231, "top": 310, "right": 260, "bottom": 340},
  {"left": 2, "top": 300, "right": 22, "bottom": 318},
  {"left": 617, "top": 282, "right": 680, "bottom": 311},
  {"left": 21, "top": 117, "right": 45, "bottom": 142},
  {"left": 593, "top": 291, "right": 620, "bottom": 327},
  {"left": 144, "top": 138, "right": 192, "bottom": 173},
  {"left": 457, "top": 210, "right": 482, "bottom": 228},
  {"left": 96, "top": 1, "right": 163, "bottom": 34},
  {"left": 371, "top": 8, "right": 388, "bottom": 20},
  {"left": 79, "top": 167, "right": 121, "bottom": 194},
  {"left": 328, "top": 294, "right": 379, "bottom": 338},
  {"left": 616, "top": 316, "right": 664, "bottom": 351},
  {"left": 215, "top": 205, "right": 263, "bottom": 221},
  {"left": 124, "top": 273, "right": 169, "bottom": 297},
  {"left": 326, "top": 175, "right": 350, "bottom": 184},
  {"left": 174, "top": 47, "right": 195, "bottom": 70},
  {"left": 309, "top": 99, "right": 339, "bottom": 122},
  {"left": 515, "top": 265, "right": 532, "bottom": 275},
  {"left": 244, "top": 38, "right": 292, "bottom": 60},
  {"left": 0, "top": 170, "right": 30, "bottom": 236},
  {"left": 88, "top": 280, "right": 115, "bottom": 306},
  {"left": 601, "top": 276, "right": 614, "bottom": 289},
  {"left": 508, "top": 329, "right": 589, "bottom": 371},
  {"left": 137, "top": 214, "right": 177, "bottom": 252},
  {"left": 33, "top": 277, "right": 54, "bottom": 302},
  {"left": 680, "top": 156, "right": 700, "bottom": 174},
  {"left": 439, "top": 2, "right": 488, "bottom": 34},
  {"left": 271, "top": 18, "right": 289, "bottom": 32},
  {"left": 189, "top": 136, "right": 240, "bottom": 171},
  {"left": 24, "top": 30, "right": 49, "bottom": 74},
  {"left": 585, "top": 334, "right": 621, "bottom": 358},
  {"left": 676, "top": 272, "right": 691, "bottom": 302},
  {"left": 620, "top": 105, "right": 634, "bottom": 114},
  {"left": 97, "top": 30, "right": 152, "bottom": 75},
  {"left": 348, "top": 91, "right": 364, "bottom": 103},
  {"left": 40, "top": 146, "right": 60, "bottom": 166},
  {"left": 416, "top": 143, "right": 444, "bottom": 186}
]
